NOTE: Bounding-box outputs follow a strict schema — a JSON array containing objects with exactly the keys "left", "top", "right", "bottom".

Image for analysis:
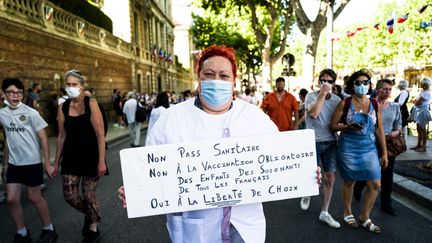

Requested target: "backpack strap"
[
  {"left": 370, "top": 98, "right": 378, "bottom": 116},
  {"left": 341, "top": 97, "right": 379, "bottom": 124},
  {"left": 62, "top": 98, "right": 72, "bottom": 117},
  {"left": 84, "top": 96, "right": 91, "bottom": 115},
  {"left": 341, "top": 97, "right": 352, "bottom": 124}
]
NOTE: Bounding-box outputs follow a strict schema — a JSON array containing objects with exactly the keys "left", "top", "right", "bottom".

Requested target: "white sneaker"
[
  {"left": 319, "top": 213, "right": 341, "bottom": 228},
  {"left": 300, "top": 196, "right": 310, "bottom": 210}
]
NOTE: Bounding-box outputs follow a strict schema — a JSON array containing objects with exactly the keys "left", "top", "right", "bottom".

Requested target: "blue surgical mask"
[
  {"left": 200, "top": 80, "right": 233, "bottom": 109},
  {"left": 354, "top": 84, "right": 368, "bottom": 96}
]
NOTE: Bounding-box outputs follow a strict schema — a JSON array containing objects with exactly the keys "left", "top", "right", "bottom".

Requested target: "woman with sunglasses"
[
  {"left": 331, "top": 70, "right": 387, "bottom": 234},
  {"left": 354, "top": 79, "right": 402, "bottom": 216}
]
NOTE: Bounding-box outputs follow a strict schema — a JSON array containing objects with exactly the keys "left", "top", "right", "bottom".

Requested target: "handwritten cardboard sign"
[{"left": 120, "top": 130, "right": 318, "bottom": 218}]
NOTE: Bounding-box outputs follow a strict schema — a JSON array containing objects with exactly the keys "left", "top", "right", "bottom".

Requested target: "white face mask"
[
  {"left": 65, "top": 87, "right": 81, "bottom": 98},
  {"left": 4, "top": 100, "right": 22, "bottom": 109},
  {"left": 320, "top": 82, "right": 333, "bottom": 93}
]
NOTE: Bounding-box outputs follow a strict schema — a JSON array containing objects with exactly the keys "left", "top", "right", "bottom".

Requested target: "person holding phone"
[{"left": 330, "top": 70, "right": 387, "bottom": 234}]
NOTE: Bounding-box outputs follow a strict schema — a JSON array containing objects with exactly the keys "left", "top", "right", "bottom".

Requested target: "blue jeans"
[
  {"left": 128, "top": 122, "right": 141, "bottom": 146},
  {"left": 315, "top": 141, "right": 337, "bottom": 173}
]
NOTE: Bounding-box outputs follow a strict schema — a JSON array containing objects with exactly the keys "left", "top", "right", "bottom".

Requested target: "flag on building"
[
  {"left": 397, "top": 13, "right": 409, "bottom": 23},
  {"left": 152, "top": 46, "right": 157, "bottom": 57},
  {"left": 159, "top": 48, "right": 164, "bottom": 60},
  {"left": 167, "top": 53, "right": 173, "bottom": 64}
]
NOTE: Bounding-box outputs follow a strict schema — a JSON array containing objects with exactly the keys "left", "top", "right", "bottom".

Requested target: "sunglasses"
[
  {"left": 319, "top": 79, "right": 335, "bottom": 84},
  {"left": 354, "top": 80, "right": 371, "bottom": 86},
  {"left": 66, "top": 69, "right": 83, "bottom": 76}
]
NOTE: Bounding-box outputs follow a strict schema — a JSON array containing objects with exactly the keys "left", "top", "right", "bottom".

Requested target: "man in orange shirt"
[{"left": 261, "top": 77, "right": 299, "bottom": 131}]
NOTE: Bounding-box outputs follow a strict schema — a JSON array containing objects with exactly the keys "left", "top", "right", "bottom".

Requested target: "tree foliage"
[
  {"left": 194, "top": 0, "right": 294, "bottom": 85},
  {"left": 293, "top": 0, "right": 351, "bottom": 81},
  {"left": 326, "top": 0, "right": 432, "bottom": 74},
  {"left": 191, "top": 7, "right": 261, "bottom": 80}
]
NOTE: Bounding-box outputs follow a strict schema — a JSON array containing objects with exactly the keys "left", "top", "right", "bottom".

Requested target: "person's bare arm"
[
  {"left": 2, "top": 137, "right": 8, "bottom": 181},
  {"left": 36, "top": 128, "right": 55, "bottom": 178},
  {"left": 54, "top": 104, "right": 66, "bottom": 177},
  {"left": 375, "top": 106, "right": 388, "bottom": 169}
]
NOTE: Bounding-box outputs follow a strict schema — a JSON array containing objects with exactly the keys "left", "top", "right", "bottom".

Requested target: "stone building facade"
[{"left": 0, "top": 0, "right": 193, "bottom": 133}]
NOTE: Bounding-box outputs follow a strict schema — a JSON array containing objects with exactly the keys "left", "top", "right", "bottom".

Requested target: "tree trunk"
[
  {"left": 295, "top": 0, "right": 351, "bottom": 83},
  {"left": 302, "top": 26, "right": 320, "bottom": 83},
  {"left": 261, "top": 58, "right": 272, "bottom": 90}
]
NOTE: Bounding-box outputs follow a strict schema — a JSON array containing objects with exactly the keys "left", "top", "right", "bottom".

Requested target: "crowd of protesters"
[{"left": 0, "top": 45, "right": 431, "bottom": 242}]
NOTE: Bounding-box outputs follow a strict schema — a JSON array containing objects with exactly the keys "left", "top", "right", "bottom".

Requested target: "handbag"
[
  {"left": 407, "top": 106, "right": 416, "bottom": 123},
  {"left": 385, "top": 133, "right": 407, "bottom": 159},
  {"left": 135, "top": 101, "right": 147, "bottom": 123}
]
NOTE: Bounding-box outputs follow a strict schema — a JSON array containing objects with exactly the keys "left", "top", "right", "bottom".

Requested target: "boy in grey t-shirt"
[
  {"left": 0, "top": 78, "right": 58, "bottom": 243},
  {"left": 300, "top": 69, "right": 341, "bottom": 229}
]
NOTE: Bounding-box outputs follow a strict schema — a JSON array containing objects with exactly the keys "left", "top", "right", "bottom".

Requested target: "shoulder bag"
[
  {"left": 135, "top": 100, "right": 147, "bottom": 123},
  {"left": 385, "top": 133, "right": 407, "bottom": 159}
]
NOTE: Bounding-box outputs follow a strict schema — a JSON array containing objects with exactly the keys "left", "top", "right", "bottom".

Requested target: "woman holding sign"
[{"left": 119, "top": 45, "right": 321, "bottom": 242}]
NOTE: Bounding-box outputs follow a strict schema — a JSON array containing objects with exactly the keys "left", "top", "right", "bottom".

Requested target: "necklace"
[{"left": 355, "top": 97, "right": 368, "bottom": 113}]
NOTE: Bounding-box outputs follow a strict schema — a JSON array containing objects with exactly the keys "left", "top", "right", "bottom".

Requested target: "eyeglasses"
[
  {"left": 354, "top": 80, "right": 371, "bottom": 86},
  {"left": 5, "top": 90, "right": 24, "bottom": 97},
  {"left": 320, "top": 79, "right": 335, "bottom": 84}
]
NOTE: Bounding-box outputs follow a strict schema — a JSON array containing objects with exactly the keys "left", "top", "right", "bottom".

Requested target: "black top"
[
  {"left": 394, "top": 90, "right": 410, "bottom": 127},
  {"left": 61, "top": 96, "right": 107, "bottom": 176}
]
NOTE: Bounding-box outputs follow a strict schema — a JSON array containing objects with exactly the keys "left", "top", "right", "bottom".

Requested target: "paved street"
[{"left": 1, "top": 129, "right": 432, "bottom": 243}]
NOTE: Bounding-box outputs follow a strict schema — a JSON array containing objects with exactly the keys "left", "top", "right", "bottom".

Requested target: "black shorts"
[
  {"left": 6, "top": 163, "right": 43, "bottom": 187},
  {"left": 115, "top": 108, "right": 123, "bottom": 116}
]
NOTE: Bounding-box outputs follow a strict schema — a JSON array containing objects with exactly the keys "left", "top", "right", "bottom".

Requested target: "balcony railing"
[{"left": 0, "top": 0, "right": 132, "bottom": 57}]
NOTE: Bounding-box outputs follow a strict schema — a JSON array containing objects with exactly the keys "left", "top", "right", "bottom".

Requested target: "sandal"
[
  {"left": 343, "top": 215, "right": 359, "bottom": 228},
  {"left": 415, "top": 147, "right": 426, "bottom": 152},
  {"left": 409, "top": 146, "right": 419, "bottom": 150},
  {"left": 360, "top": 218, "right": 381, "bottom": 234}
]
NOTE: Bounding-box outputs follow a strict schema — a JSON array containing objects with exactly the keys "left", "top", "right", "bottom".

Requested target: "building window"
[
  {"left": 147, "top": 74, "right": 151, "bottom": 93},
  {"left": 133, "top": 12, "right": 139, "bottom": 45},
  {"left": 143, "top": 20, "right": 150, "bottom": 50}
]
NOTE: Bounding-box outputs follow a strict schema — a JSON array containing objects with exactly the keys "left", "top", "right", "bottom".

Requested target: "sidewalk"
[{"left": 394, "top": 135, "right": 432, "bottom": 209}]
